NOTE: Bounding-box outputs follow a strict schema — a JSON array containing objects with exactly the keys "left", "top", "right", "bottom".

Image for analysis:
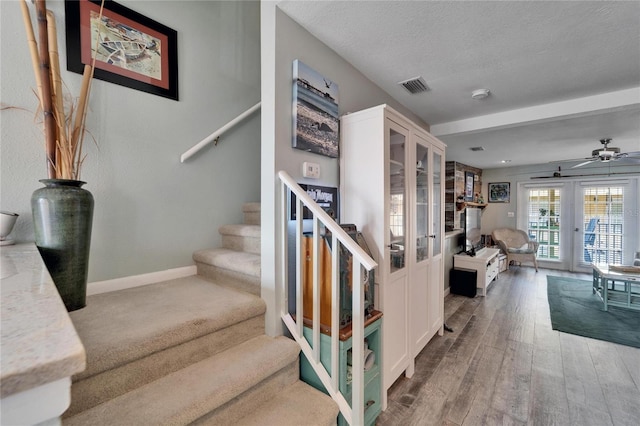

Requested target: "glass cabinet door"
[
  {"left": 416, "top": 142, "right": 429, "bottom": 262},
  {"left": 389, "top": 126, "right": 406, "bottom": 272},
  {"left": 431, "top": 149, "right": 443, "bottom": 257}
]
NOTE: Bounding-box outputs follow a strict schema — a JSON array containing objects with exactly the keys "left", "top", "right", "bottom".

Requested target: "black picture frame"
[
  {"left": 488, "top": 182, "right": 511, "bottom": 203},
  {"left": 65, "top": 0, "right": 178, "bottom": 100},
  {"left": 465, "top": 172, "right": 475, "bottom": 201},
  {"left": 292, "top": 60, "right": 340, "bottom": 158},
  {"left": 289, "top": 184, "right": 338, "bottom": 220}
]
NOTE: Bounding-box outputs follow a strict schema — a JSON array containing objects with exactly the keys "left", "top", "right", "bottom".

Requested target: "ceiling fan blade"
[
  {"left": 572, "top": 160, "right": 595, "bottom": 169},
  {"left": 549, "top": 157, "right": 591, "bottom": 164},
  {"left": 619, "top": 157, "right": 640, "bottom": 164},
  {"left": 611, "top": 151, "right": 640, "bottom": 163}
]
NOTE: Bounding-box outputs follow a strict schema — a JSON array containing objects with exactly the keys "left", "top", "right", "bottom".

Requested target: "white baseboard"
[
  {"left": 87, "top": 265, "right": 197, "bottom": 295},
  {"left": 444, "top": 286, "right": 450, "bottom": 297}
]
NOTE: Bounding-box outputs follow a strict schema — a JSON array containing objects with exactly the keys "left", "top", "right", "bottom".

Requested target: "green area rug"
[{"left": 546, "top": 275, "right": 640, "bottom": 348}]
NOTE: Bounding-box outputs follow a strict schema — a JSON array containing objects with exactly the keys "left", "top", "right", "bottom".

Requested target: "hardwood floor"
[{"left": 376, "top": 267, "right": 640, "bottom": 426}]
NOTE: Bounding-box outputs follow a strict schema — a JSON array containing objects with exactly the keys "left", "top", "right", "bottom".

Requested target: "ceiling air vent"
[
  {"left": 398, "top": 76, "right": 430, "bottom": 94},
  {"left": 470, "top": 147, "right": 485, "bottom": 152}
]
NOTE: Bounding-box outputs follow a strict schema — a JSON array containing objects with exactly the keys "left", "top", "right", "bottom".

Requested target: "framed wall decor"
[
  {"left": 65, "top": 0, "right": 178, "bottom": 100},
  {"left": 488, "top": 182, "right": 511, "bottom": 203},
  {"left": 289, "top": 184, "right": 338, "bottom": 220},
  {"left": 292, "top": 60, "right": 339, "bottom": 158},
  {"left": 465, "top": 172, "right": 475, "bottom": 201}
]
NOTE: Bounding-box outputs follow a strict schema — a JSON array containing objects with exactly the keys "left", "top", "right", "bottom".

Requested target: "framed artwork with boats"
[{"left": 65, "top": 0, "right": 178, "bottom": 100}]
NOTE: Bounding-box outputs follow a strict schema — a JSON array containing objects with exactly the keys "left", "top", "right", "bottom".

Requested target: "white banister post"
[
  {"left": 312, "top": 217, "right": 321, "bottom": 363},
  {"left": 351, "top": 263, "right": 364, "bottom": 426},
  {"left": 296, "top": 199, "right": 304, "bottom": 338},
  {"left": 280, "top": 181, "right": 287, "bottom": 320},
  {"left": 330, "top": 234, "right": 340, "bottom": 391}
]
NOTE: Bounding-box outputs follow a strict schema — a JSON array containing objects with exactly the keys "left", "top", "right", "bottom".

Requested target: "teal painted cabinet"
[{"left": 300, "top": 313, "right": 383, "bottom": 426}]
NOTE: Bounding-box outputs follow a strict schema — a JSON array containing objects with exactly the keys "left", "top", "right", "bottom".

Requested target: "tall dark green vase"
[{"left": 32, "top": 179, "right": 94, "bottom": 311}]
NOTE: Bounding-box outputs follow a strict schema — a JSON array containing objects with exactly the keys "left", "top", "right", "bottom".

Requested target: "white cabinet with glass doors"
[{"left": 340, "top": 104, "right": 445, "bottom": 410}]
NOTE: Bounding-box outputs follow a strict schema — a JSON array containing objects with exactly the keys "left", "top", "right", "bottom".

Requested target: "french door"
[
  {"left": 519, "top": 178, "right": 638, "bottom": 272},
  {"left": 573, "top": 180, "right": 637, "bottom": 270},
  {"left": 526, "top": 187, "right": 562, "bottom": 261}
]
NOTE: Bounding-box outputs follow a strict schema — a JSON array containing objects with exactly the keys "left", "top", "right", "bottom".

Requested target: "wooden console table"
[{"left": 592, "top": 264, "right": 640, "bottom": 311}]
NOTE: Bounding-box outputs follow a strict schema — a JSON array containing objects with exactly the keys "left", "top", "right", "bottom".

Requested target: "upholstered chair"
[{"left": 492, "top": 228, "right": 539, "bottom": 272}]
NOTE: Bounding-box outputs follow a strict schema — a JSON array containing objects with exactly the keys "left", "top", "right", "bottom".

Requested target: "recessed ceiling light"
[
  {"left": 501, "top": 160, "right": 511, "bottom": 163},
  {"left": 471, "top": 88, "right": 491, "bottom": 100}
]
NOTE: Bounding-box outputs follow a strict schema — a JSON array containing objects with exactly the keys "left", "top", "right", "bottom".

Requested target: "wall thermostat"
[{"left": 302, "top": 162, "right": 320, "bottom": 179}]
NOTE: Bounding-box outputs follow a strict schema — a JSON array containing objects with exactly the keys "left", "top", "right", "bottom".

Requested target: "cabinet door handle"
[{"left": 429, "top": 234, "right": 436, "bottom": 239}]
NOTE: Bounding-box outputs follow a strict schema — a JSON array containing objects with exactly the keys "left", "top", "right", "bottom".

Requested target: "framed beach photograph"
[
  {"left": 465, "top": 172, "right": 475, "bottom": 201},
  {"left": 65, "top": 0, "right": 178, "bottom": 100},
  {"left": 488, "top": 182, "right": 511, "bottom": 203},
  {"left": 292, "top": 60, "right": 339, "bottom": 158}
]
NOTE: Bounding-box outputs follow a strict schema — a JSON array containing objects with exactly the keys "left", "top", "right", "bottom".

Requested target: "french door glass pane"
[
  {"left": 582, "top": 186, "right": 624, "bottom": 264},
  {"left": 416, "top": 143, "right": 428, "bottom": 262},
  {"left": 389, "top": 128, "right": 405, "bottom": 272},
  {"left": 432, "top": 151, "right": 442, "bottom": 257},
  {"left": 526, "top": 188, "right": 561, "bottom": 260}
]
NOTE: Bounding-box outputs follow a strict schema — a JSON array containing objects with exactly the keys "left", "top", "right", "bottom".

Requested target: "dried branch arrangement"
[{"left": 20, "top": 0, "right": 104, "bottom": 180}]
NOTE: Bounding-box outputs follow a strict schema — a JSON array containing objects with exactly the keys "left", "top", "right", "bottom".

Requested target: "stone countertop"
[{"left": 1, "top": 243, "right": 85, "bottom": 398}]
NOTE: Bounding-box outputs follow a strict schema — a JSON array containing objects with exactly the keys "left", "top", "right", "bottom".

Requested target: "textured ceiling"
[{"left": 277, "top": 1, "right": 640, "bottom": 169}]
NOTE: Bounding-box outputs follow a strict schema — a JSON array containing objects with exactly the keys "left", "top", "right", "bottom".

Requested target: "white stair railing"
[
  {"left": 180, "top": 102, "right": 261, "bottom": 163},
  {"left": 277, "top": 170, "right": 377, "bottom": 426}
]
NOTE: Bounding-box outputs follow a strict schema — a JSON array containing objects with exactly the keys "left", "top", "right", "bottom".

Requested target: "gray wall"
[
  {"left": 479, "top": 162, "right": 640, "bottom": 235},
  {"left": 0, "top": 1, "right": 261, "bottom": 284},
  {"left": 260, "top": 4, "right": 430, "bottom": 335}
]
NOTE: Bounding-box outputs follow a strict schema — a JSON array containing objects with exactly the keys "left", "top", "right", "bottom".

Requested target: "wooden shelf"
[
  {"left": 297, "top": 310, "right": 383, "bottom": 340},
  {"left": 456, "top": 201, "right": 488, "bottom": 211}
]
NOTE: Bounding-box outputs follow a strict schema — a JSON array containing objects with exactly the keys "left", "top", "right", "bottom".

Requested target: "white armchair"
[{"left": 492, "top": 228, "right": 539, "bottom": 272}]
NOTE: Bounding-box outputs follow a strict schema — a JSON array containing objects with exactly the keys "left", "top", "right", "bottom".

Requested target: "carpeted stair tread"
[
  {"left": 242, "top": 202, "right": 261, "bottom": 225},
  {"left": 242, "top": 202, "right": 261, "bottom": 213},
  {"left": 219, "top": 224, "right": 260, "bottom": 238},
  {"left": 64, "top": 335, "right": 300, "bottom": 426},
  {"left": 230, "top": 380, "right": 339, "bottom": 426},
  {"left": 70, "top": 275, "right": 265, "bottom": 380},
  {"left": 193, "top": 248, "right": 260, "bottom": 278},
  {"left": 219, "top": 224, "right": 261, "bottom": 254}
]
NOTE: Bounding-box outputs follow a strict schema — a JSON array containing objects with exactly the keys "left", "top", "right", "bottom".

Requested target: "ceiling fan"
[{"left": 557, "top": 138, "right": 640, "bottom": 168}]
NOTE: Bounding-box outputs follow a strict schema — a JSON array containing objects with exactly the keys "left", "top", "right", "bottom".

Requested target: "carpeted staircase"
[{"left": 64, "top": 203, "right": 338, "bottom": 425}]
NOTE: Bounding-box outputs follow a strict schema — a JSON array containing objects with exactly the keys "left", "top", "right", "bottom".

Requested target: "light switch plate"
[{"left": 507, "top": 212, "right": 515, "bottom": 218}]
